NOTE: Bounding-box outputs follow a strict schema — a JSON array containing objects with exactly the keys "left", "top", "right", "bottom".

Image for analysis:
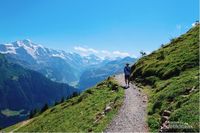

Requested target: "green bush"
[
  {"left": 152, "top": 101, "right": 162, "bottom": 113},
  {"left": 162, "top": 66, "right": 181, "bottom": 79},
  {"left": 157, "top": 51, "right": 165, "bottom": 60},
  {"left": 142, "top": 68, "right": 156, "bottom": 77},
  {"left": 144, "top": 76, "right": 159, "bottom": 86},
  {"left": 147, "top": 115, "right": 160, "bottom": 132},
  {"left": 85, "top": 89, "right": 93, "bottom": 94}
]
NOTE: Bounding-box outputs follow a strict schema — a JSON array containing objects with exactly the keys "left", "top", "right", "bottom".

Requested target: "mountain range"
[
  {"left": 0, "top": 40, "right": 101, "bottom": 85},
  {"left": 78, "top": 57, "right": 135, "bottom": 90},
  {"left": 0, "top": 40, "right": 136, "bottom": 128},
  {"left": 0, "top": 40, "right": 136, "bottom": 89}
]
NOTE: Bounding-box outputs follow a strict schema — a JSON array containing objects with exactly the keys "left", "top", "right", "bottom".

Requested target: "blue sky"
[{"left": 0, "top": 0, "right": 198, "bottom": 57}]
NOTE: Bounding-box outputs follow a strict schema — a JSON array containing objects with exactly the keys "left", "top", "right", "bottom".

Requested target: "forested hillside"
[{"left": 0, "top": 54, "right": 77, "bottom": 128}]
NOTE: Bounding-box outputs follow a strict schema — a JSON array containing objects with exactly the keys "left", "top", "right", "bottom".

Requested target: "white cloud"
[
  {"left": 88, "top": 48, "right": 99, "bottom": 53},
  {"left": 101, "top": 50, "right": 110, "bottom": 54},
  {"left": 74, "top": 46, "right": 136, "bottom": 59},
  {"left": 74, "top": 46, "right": 98, "bottom": 53},
  {"left": 113, "top": 51, "right": 130, "bottom": 57},
  {"left": 74, "top": 46, "right": 88, "bottom": 52}
]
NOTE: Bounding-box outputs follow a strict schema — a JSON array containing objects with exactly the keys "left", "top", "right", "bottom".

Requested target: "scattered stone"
[
  {"left": 109, "top": 102, "right": 114, "bottom": 106},
  {"left": 162, "top": 123, "right": 169, "bottom": 129},
  {"left": 181, "top": 95, "right": 189, "bottom": 98},
  {"left": 105, "top": 106, "right": 112, "bottom": 114},
  {"left": 143, "top": 100, "right": 147, "bottom": 103},
  {"left": 161, "top": 116, "right": 169, "bottom": 123},
  {"left": 94, "top": 113, "right": 104, "bottom": 124},
  {"left": 184, "top": 86, "right": 196, "bottom": 94},
  {"left": 163, "top": 120, "right": 169, "bottom": 125},
  {"left": 189, "top": 86, "right": 196, "bottom": 93},
  {"left": 163, "top": 110, "right": 171, "bottom": 116},
  {"left": 160, "top": 125, "right": 169, "bottom": 132},
  {"left": 96, "top": 112, "right": 102, "bottom": 119}
]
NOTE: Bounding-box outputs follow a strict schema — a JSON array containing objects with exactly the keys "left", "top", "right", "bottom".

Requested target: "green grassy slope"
[
  {"left": 3, "top": 77, "right": 124, "bottom": 132},
  {"left": 0, "top": 54, "right": 77, "bottom": 128},
  {"left": 131, "top": 25, "right": 199, "bottom": 132}
]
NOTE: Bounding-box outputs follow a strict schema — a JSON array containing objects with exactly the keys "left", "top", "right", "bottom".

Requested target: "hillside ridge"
[
  {"left": 0, "top": 54, "right": 77, "bottom": 128},
  {"left": 130, "top": 25, "right": 199, "bottom": 132}
]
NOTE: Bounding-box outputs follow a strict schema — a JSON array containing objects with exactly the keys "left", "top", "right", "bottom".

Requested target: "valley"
[
  {"left": 0, "top": 40, "right": 136, "bottom": 89},
  {"left": 0, "top": 40, "right": 135, "bottom": 128},
  {"left": 0, "top": 54, "right": 78, "bottom": 128}
]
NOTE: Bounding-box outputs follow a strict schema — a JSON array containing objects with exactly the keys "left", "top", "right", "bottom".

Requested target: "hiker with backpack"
[{"left": 124, "top": 63, "right": 131, "bottom": 88}]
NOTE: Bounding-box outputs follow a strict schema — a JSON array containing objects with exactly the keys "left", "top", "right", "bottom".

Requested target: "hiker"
[{"left": 124, "top": 63, "right": 131, "bottom": 88}]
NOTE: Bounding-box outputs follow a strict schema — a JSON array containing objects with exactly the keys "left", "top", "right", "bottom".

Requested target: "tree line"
[{"left": 29, "top": 92, "right": 79, "bottom": 119}]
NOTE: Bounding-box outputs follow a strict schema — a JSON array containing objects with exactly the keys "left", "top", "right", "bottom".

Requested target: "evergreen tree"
[
  {"left": 54, "top": 101, "right": 59, "bottom": 106},
  {"left": 72, "top": 92, "right": 79, "bottom": 97},
  {"left": 40, "top": 103, "right": 48, "bottom": 113},
  {"left": 29, "top": 110, "right": 34, "bottom": 119},
  {"left": 60, "top": 97, "right": 65, "bottom": 103},
  {"left": 33, "top": 108, "right": 37, "bottom": 114},
  {"left": 140, "top": 51, "right": 146, "bottom": 57}
]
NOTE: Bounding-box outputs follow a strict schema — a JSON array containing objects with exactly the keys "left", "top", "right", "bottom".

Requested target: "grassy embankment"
[
  {"left": 130, "top": 25, "right": 199, "bottom": 132},
  {"left": 3, "top": 77, "right": 124, "bottom": 132}
]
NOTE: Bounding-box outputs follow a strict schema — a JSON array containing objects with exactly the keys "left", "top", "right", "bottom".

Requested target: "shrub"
[
  {"left": 140, "top": 51, "right": 147, "bottom": 56},
  {"left": 162, "top": 66, "right": 181, "bottom": 79},
  {"left": 77, "top": 93, "right": 89, "bottom": 103},
  {"left": 144, "top": 76, "right": 159, "bottom": 86},
  {"left": 85, "top": 89, "right": 93, "bottom": 94},
  {"left": 60, "top": 97, "right": 65, "bottom": 103},
  {"left": 142, "top": 68, "right": 156, "bottom": 77},
  {"left": 152, "top": 101, "right": 162, "bottom": 113},
  {"left": 155, "top": 82, "right": 171, "bottom": 92},
  {"left": 157, "top": 51, "right": 165, "bottom": 60},
  {"left": 72, "top": 92, "right": 79, "bottom": 97},
  {"left": 170, "top": 37, "right": 176, "bottom": 43},
  {"left": 167, "top": 94, "right": 176, "bottom": 102},
  {"left": 29, "top": 110, "right": 34, "bottom": 119},
  {"left": 54, "top": 101, "right": 59, "bottom": 106},
  {"left": 147, "top": 115, "right": 160, "bottom": 132},
  {"left": 133, "top": 65, "right": 144, "bottom": 77},
  {"left": 40, "top": 103, "right": 48, "bottom": 113},
  {"left": 114, "top": 96, "right": 120, "bottom": 103}
]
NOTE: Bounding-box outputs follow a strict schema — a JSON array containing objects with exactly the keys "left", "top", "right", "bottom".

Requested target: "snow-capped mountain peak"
[
  {"left": 0, "top": 40, "right": 105, "bottom": 65},
  {"left": 1, "top": 43, "right": 16, "bottom": 54}
]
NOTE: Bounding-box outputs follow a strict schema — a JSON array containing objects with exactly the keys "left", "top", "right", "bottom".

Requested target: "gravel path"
[{"left": 105, "top": 74, "right": 148, "bottom": 132}]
